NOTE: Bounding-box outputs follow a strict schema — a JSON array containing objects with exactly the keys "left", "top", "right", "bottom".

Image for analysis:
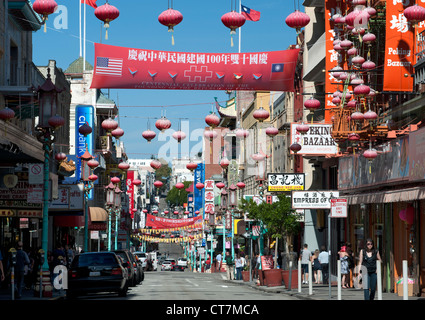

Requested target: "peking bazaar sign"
[
  {"left": 90, "top": 43, "right": 300, "bottom": 92},
  {"left": 145, "top": 213, "right": 203, "bottom": 229},
  {"left": 383, "top": 0, "right": 414, "bottom": 92}
]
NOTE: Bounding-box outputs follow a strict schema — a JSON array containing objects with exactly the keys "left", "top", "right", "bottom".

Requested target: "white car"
[
  {"left": 161, "top": 261, "right": 172, "bottom": 271},
  {"left": 177, "top": 258, "right": 187, "bottom": 268},
  {"left": 134, "top": 252, "right": 147, "bottom": 268}
]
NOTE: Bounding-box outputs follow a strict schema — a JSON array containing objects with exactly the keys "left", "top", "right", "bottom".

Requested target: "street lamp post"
[
  {"left": 105, "top": 180, "right": 116, "bottom": 251},
  {"left": 114, "top": 185, "right": 123, "bottom": 250},
  {"left": 34, "top": 69, "right": 65, "bottom": 297}
]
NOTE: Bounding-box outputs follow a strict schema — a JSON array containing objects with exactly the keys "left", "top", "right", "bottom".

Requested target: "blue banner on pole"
[{"left": 193, "top": 162, "right": 204, "bottom": 214}]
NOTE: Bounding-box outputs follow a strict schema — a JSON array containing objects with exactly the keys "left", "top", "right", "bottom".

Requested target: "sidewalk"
[
  {"left": 208, "top": 271, "right": 424, "bottom": 301},
  {"left": 0, "top": 286, "right": 65, "bottom": 301}
]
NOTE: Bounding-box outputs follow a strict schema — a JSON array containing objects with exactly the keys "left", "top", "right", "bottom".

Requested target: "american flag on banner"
[{"left": 96, "top": 57, "right": 123, "bottom": 76}]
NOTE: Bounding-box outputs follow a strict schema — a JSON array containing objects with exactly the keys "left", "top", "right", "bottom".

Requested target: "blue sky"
[{"left": 32, "top": 0, "right": 299, "bottom": 161}]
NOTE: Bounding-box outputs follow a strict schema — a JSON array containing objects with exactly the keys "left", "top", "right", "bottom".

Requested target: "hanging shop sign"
[
  {"left": 49, "top": 185, "right": 84, "bottom": 210},
  {"left": 145, "top": 213, "right": 203, "bottom": 229},
  {"left": 90, "top": 43, "right": 300, "bottom": 92},
  {"left": 291, "top": 191, "right": 339, "bottom": 209},
  {"left": 290, "top": 124, "right": 337, "bottom": 155},
  {"left": 267, "top": 173, "right": 305, "bottom": 192},
  {"left": 330, "top": 198, "right": 347, "bottom": 218},
  {"left": 383, "top": 1, "right": 414, "bottom": 92}
]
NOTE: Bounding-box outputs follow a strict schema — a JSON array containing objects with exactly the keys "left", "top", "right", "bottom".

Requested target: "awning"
[
  {"left": 344, "top": 186, "right": 425, "bottom": 205},
  {"left": 89, "top": 207, "right": 108, "bottom": 222}
]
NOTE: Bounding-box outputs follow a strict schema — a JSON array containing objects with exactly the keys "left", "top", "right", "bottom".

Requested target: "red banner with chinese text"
[
  {"left": 126, "top": 170, "right": 134, "bottom": 219},
  {"left": 145, "top": 213, "right": 203, "bottom": 229},
  {"left": 90, "top": 43, "right": 300, "bottom": 92},
  {"left": 383, "top": 1, "right": 414, "bottom": 92}
]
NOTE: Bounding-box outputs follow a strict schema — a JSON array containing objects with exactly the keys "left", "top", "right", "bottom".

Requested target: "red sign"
[
  {"left": 145, "top": 213, "right": 202, "bottom": 229},
  {"left": 126, "top": 171, "right": 134, "bottom": 218},
  {"left": 383, "top": 1, "right": 414, "bottom": 92},
  {"left": 90, "top": 43, "right": 300, "bottom": 92}
]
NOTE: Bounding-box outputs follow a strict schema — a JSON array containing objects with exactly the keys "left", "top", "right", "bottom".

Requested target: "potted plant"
[
  {"left": 241, "top": 265, "right": 250, "bottom": 282},
  {"left": 239, "top": 194, "right": 301, "bottom": 287}
]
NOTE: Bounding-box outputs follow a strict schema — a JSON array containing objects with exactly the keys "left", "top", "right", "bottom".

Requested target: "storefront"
[{"left": 340, "top": 127, "right": 425, "bottom": 297}]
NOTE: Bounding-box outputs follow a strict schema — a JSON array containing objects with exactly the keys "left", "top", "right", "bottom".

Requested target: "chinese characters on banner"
[
  {"left": 90, "top": 43, "right": 300, "bottom": 92},
  {"left": 383, "top": 1, "right": 414, "bottom": 91},
  {"left": 126, "top": 170, "right": 134, "bottom": 218}
]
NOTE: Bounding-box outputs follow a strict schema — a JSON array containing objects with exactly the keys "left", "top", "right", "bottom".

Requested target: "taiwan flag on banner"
[
  {"left": 270, "top": 63, "right": 284, "bottom": 80},
  {"left": 241, "top": 4, "right": 260, "bottom": 21},
  {"left": 81, "top": 0, "right": 97, "bottom": 8}
]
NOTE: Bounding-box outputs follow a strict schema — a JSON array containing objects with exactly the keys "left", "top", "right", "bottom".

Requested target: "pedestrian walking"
[
  {"left": 235, "top": 253, "right": 243, "bottom": 280},
  {"left": 339, "top": 245, "right": 349, "bottom": 288},
  {"left": 346, "top": 242, "right": 355, "bottom": 287},
  {"left": 216, "top": 252, "right": 222, "bottom": 272},
  {"left": 15, "top": 241, "right": 30, "bottom": 299},
  {"left": 318, "top": 246, "right": 329, "bottom": 284},
  {"left": 311, "top": 249, "right": 322, "bottom": 284},
  {"left": 358, "top": 238, "right": 382, "bottom": 300},
  {"left": 299, "top": 244, "right": 311, "bottom": 284},
  {"left": 224, "top": 251, "right": 234, "bottom": 280}
]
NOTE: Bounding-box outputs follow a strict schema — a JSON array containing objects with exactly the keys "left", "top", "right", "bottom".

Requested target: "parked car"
[
  {"left": 129, "top": 252, "right": 144, "bottom": 284},
  {"left": 113, "top": 250, "right": 137, "bottom": 287},
  {"left": 177, "top": 258, "right": 187, "bottom": 268},
  {"left": 134, "top": 252, "right": 147, "bottom": 268},
  {"left": 66, "top": 252, "right": 128, "bottom": 299},
  {"left": 161, "top": 260, "right": 172, "bottom": 271},
  {"left": 165, "top": 258, "right": 176, "bottom": 265},
  {"left": 171, "top": 264, "right": 185, "bottom": 272}
]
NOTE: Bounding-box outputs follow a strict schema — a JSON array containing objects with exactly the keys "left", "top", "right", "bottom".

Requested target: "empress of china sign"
[{"left": 292, "top": 191, "right": 339, "bottom": 209}]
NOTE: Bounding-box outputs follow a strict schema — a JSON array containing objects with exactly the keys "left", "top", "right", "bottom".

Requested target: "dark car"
[
  {"left": 66, "top": 252, "right": 128, "bottom": 299},
  {"left": 171, "top": 264, "right": 185, "bottom": 272},
  {"left": 113, "top": 250, "right": 137, "bottom": 287}
]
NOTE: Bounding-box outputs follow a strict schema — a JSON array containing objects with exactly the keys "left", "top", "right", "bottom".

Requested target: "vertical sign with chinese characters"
[
  {"left": 384, "top": 0, "right": 414, "bottom": 91},
  {"left": 204, "top": 180, "right": 215, "bottom": 214},
  {"left": 194, "top": 163, "right": 204, "bottom": 214},
  {"left": 126, "top": 170, "right": 134, "bottom": 218}
]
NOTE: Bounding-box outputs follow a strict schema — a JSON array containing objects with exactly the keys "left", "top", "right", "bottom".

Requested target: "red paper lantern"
[
  {"left": 55, "top": 152, "right": 67, "bottom": 162},
  {"left": 155, "top": 116, "right": 172, "bottom": 132},
  {"left": 133, "top": 179, "right": 142, "bottom": 186},
  {"left": 118, "top": 162, "right": 130, "bottom": 171},
  {"left": 196, "top": 183, "right": 204, "bottom": 190},
  {"left": 363, "top": 148, "right": 377, "bottom": 162},
  {"left": 186, "top": 162, "right": 198, "bottom": 171},
  {"left": 346, "top": 100, "right": 357, "bottom": 109},
  {"left": 111, "top": 176, "right": 120, "bottom": 184},
  {"left": 265, "top": 126, "right": 279, "bottom": 137},
  {"left": 220, "top": 158, "right": 230, "bottom": 169},
  {"left": 111, "top": 127, "right": 124, "bottom": 138},
  {"left": 362, "top": 60, "right": 376, "bottom": 70},
  {"left": 175, "top": 182, "right": 184, "bottom": 189},
  {"left": 88, "top": 174, "right": 98, "bottom": 182},
  {"left": 204, "top": 129, "right": 218, "bottom": 141},
  {"left": 94, "top": 1, "right": 120, "bottom": 40},
  {"left": 158, "top": 8, "right": 183, "bottom": 45},
  {"left": 304, "top": 97, "right": 321, "bottom": 112},
  {"left": 87, "top": 159, "right": 99, "bottom": 169},
  {"left": 221, "top": 10, "right": 246, "bottom": 47},
  {"left": 404, "top": 4, "right": 425, "bottom": 25},
  {"left": 102, "top": 117, "right": 119, "bottom": 133},
  {"left": 236, "top": 182, "right": 245, "bottom": 189},
  {"left": 154, "top": 180, "right": 163, "bottom": 188},
  {"left": 251, "top": 153, "right": 265, "bottom": 162},
  {"left": 48, "top": 114, "right": 65, "bottom": 129},
  {"left": 142, "top": 129, "right": 156, "bottom": 143},
  {"left": 235, "top": 128, "right": 249, "bottom": 139},
  {"left": 290, "top": 142, "right": 302, "bottom": 154},
  {"left": 348, "top": 133, "right": 360, "bottom": 141},
  {"left": 351, "top": 111, "right": 364, "bottom": 121},
  {"left": 150, "top": 159, "right": 162, "bottom": 170},
  {"left": 364, "top": 110, "right": 378, "bottom": 120},
  {"left": 353, "top": 84, "right": 370, "bottom": 97},
  {"left": 78, "top": 122, "right": 92, "bottom": 137},
  {"left": 285, "top": 10, "right": 310, "bottom": 33},
  {"left": 253, "top": 107, "right": 270, "bottom": 122},
  {"left": 351, "top": 55, "right": 365, "bottom": 67},
  {"left": 32, "top": 0, "right": 58, "bottom": 32},
  {"left": 296, "top": 123, "right": 310, "bottom": 135},
  {"left": 205, "top": 112, "right": 220, "bottom": 128},
  {"left": 143, "top": 209, "right": 148, "bottom": 214},
  {"left": 216, "top": 182, "right": 225, "bottom": 189},
  {"left": 172, "top": 131, "right": 186, "bottom": 143},
  {"left": 0, "top": 107, "right": 15, "bottom": 121},
  {"left": 362, "top": 32, "right": 376, "bottom": 44}
]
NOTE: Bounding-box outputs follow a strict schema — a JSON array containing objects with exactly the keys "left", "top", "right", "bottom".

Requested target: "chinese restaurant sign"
[
  {"left": 267, "top": 173, "right": 305, "bottom": 192},
  {"left": 90, "top": 43, "right": 300, "bottom": 92},
  {"left": 292, "top": 191, "right": 339, "bottom": 209}
]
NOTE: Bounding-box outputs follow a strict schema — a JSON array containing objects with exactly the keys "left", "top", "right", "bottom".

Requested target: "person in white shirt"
[
  {"left": 318, "top": 245, "right": 329, "bottom": 284},
  {"left": 299, "top": 244, "right": 311, "bottom": 284}
]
